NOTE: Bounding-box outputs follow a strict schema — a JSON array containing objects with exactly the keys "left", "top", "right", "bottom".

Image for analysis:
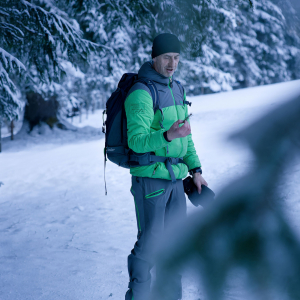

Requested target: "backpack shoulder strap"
[
  {"left": 137, "top": 79, "right": 165, "bottom": 128},
  {"left": 135, "top": 79, "right": 160, "bottom": 113}
]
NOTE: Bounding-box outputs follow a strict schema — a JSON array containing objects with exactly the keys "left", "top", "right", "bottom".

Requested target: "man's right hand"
[{"left": 166, "top": 120, "right": 191, "bottom": 141}]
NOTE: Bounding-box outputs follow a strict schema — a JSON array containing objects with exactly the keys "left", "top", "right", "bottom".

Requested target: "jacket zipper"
[
  {"left": 168, "top": 77, "right": 183, "bottom": 156},
  {"left": 152, "top": 164, "right": 159, "bottom": 175}
]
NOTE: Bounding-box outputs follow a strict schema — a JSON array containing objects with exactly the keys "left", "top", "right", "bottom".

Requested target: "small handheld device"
[{"left": 184, "top": 113, "right": 193, "bottom": 122}]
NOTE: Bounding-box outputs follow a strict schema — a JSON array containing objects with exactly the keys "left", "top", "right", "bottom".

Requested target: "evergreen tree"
[
  {"left": 2, "top": 0, "right": 299, "bottom": 127},
  {"left": 0, "top": 0, "right": 98, "bottom": 121},
  {"left": 50, "top": 0, "right": 137, "bottom": 110},
  {"left": 125, "top": 0, "right": 257, "bottom": 94},
  {"left": 164, "top": 0, "right": 300, "bottom": 93},
  {"left": 219, "top": 0, "right": 300, "bottom": 88},
  {"left": 173, "top": 0, "right": 238, "bottom": 93}
]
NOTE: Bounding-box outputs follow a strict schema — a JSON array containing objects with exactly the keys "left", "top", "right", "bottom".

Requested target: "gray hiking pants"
[{"left": 127, "top": 176, "right": 186, "bottom": 300}]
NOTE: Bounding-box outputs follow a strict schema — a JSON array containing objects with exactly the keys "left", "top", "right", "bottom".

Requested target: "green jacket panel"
[
  {"left": 125, "top": 89, "right": 169, "bottom": 153},
  {"left": 125, "top": 61, "right": 201, "bottom": 180}
]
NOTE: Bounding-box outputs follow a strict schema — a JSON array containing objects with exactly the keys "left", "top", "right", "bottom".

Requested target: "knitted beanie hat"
[{"left": 152, "top": 33, "right": 181, "bottom": 58}]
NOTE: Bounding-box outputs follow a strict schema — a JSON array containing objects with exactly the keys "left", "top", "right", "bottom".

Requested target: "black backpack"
[
  {"left": 102, "top": 73, "right": 189, "bottom": 194},
  {"left": 102, "top": 73, "right": 159, "bottom": 167}
]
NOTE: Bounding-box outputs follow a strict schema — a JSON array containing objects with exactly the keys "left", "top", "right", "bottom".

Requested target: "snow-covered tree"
[
  {"left": 272, "top": 0, "right": 300, "bottom": 80},
  {"left": 220, "top": 0, "right": 300, "bottom": 88},
  {"left": 0, "top": 0, "right": 98, "bottom": 121},
  {"left": 0, "top": 49, "right": 25, "bottom": 121},
  {"left": 161, "top": 0, "right": 300, "bottom": 93},
  {"left": 172, "top": 0, "right": 239, "bottom": 93},
  {"left": 2, "top": 0, "right": 299, "bottom": 126},
  {"left": 47, "top": 0, "right": 137, "bottom": 111},
  {"left": 175, "top": 0, "right": 300, "bottom": 93},
  {"left": 122, "top": 0, "right": 255, "bottom": 94}
]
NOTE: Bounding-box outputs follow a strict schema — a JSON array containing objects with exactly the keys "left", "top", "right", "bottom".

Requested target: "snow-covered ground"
[{"left": 0, "top": 80, "right": 300, "bottom": 300}]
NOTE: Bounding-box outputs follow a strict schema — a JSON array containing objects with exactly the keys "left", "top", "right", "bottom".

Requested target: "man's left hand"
[{"left": 193, "top": 173, "right": 208, "bottom": 194}]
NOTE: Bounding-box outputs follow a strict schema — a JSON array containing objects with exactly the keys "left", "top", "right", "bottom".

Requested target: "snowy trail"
[
  {"left": 0, "top": 80, "right": 300, "bottom": 300},
  {"left": 0, "top": 140, "right": 134, "bottom": 299}
]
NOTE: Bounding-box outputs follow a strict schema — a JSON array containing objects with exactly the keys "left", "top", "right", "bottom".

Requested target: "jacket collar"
[{"left": 138, "top": 61, "right": 173, "bottom": 86}]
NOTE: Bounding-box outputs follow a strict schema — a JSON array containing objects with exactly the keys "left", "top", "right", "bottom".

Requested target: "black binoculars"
[{"left": 183, "top": 176, "right": 215, "bottom": 207}]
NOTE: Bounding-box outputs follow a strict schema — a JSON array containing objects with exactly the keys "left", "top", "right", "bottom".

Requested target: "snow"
[
  {"left": 0, "top": 79, "right": 300, "bottom": 299},
  {"left": 71, "top": 109, "right": 104, "bottom": 128}
]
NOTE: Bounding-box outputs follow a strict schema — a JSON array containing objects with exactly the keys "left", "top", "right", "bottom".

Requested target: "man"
[{"left": 124, "top": 33, "right": 208, "bottom": 300}]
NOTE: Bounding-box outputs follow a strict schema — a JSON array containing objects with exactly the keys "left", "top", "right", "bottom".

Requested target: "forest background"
[{"left": 0, "top": 0, "right": 300, "bottom": 127}]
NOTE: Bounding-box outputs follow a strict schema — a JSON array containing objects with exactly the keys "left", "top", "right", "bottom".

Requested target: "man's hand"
[
  {"left": 167, "top": 120, "right": 191, "bottom": 141},
  {"left": 193, "top": 173, "right": 208, "bottom": 194}
]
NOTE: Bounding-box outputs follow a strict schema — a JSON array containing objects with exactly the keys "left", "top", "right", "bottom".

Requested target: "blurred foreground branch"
[{"left": 152, "top": 92, "right": 300, "bottom": 300}]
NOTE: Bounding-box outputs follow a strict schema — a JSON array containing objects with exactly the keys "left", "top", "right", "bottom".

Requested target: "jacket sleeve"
[
  {"left": 125, "top": 89, "right": 169, "bottom": 153},
  {"left": 183, "top": 133, "right": 202, "bottom": 170},
  {"left": 183, "top": 91, "right": 202, "bottom": 170}
]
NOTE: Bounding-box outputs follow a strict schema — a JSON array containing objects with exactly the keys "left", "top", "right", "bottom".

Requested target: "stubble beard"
[
  {"left": 153, "top": 60, "right": 177, "bottom": 78},
  {"left": 161, "top": 65, "right": 176, "bottom": 78}
]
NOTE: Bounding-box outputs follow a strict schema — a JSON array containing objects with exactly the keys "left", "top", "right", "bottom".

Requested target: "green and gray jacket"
[{"left": 125, "top": 61, "right": 201, "bottom": 180}]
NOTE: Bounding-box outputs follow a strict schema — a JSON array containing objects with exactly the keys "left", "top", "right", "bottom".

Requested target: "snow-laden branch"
[
  {"left": 0, "top": 48, "right": 26, "bottom": 75},
  {"left": 0, "top": 62, "right": 22, "bottom": 120},
  {"left": 0, "top": 48, "right": 26, "bottom": 119},
  {"left": 17, "top": 0, "right": 100, "bottom": 53},
  {"left": 0, "top": 22, "right": 24, "bottom": 37},
  {"left": 0, "top": 61, "right": 14, "bottom": 89}
]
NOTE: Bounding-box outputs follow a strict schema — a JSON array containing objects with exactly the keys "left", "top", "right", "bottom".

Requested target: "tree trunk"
[{"left": 11, "top": 120, "right": 14, "bottom": 141}]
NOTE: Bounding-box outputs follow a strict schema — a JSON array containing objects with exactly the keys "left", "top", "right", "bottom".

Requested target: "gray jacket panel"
[{"left": 127, "top": 61, "right": 185, "bottom": 110}]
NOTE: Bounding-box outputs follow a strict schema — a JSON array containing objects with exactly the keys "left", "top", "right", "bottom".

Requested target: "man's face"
[{"left": 153, "top": 52, "right": 180, "bottom": 78}]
